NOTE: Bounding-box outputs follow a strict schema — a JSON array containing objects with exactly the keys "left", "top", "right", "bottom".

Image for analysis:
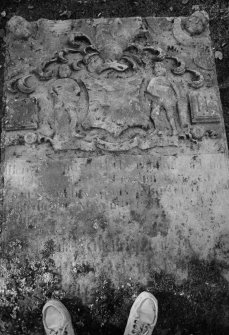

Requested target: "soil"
[{"left": 0, "top": 1, "right": 229, "bottom": 335}]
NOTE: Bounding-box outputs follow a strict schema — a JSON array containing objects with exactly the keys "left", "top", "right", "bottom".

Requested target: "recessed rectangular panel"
[
  {"left": 5, "top": 98, "right": 39, "bottom": 131},
  {"left": 189, "top": 90, "right": 221, "bottom": 124}
]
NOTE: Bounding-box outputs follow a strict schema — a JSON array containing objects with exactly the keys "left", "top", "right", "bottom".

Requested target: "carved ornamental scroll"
[{"left": 3, "top": 13, "right": 223, "bottom": 152}]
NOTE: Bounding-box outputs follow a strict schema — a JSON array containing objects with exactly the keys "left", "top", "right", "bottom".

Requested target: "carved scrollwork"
[
  {"left": 187, "top": 69, "right": 204, "bottom": 89},
  {"left": 68, "top": 32, "right": 93, "bottom": 49},
  {"left": 67, "top": 32, "right": 100, "bottom": 57},
  {"left": 120, "top": 56, "right": 138, "bottom": 70},
  {"left": 124, "top": 44, "right": 141, "bottom": 54},
  {"left": 96, "top": 60, "right": 129, "bottom": 74},
  {"left": 5, "top": 16, "right": 221, "bottom": 152},
  {"left": 166, "top": 56, "right": 186, "bottom": 75},
  {"left": 33, "top": 60, "right": 56, "bottom": 81},
  {"left": 53, "top": 50, "right": 69, "bottom": 63},
  {"left": 17, "top": 75, "right": 36, "bottom": 94},
  {"left": 7, "top": 75, "right": 36, "bottom": 94},
  {"left": 71, "top": 56, "right": 84, "bottom": 71},
  {"left": 143, "top": 46, "right": 166, "bottom": 61}
]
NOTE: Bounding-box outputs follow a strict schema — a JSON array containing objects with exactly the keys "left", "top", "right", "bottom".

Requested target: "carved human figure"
[
  {"left": 147, "top": 63, "right": 178, "bottom": 136},
  {"left": 49, "top": 78, "right": 88, "bottom": 143}
]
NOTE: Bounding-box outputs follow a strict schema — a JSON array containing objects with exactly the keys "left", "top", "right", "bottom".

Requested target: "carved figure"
[
  {"left": 7, "top": 16, "right": 32, "bottom": 39},
  {"left": 4, "top": 16, "right": 221, "bottom": 151},
  {"left": 146, "top": 63, "right": 178, "bottom": 136},
  {"left": 172, "top": 11, "right": 209, "bottom": 46},
  {"left": 49, "top": 78, "right": 89, "bottom": 144},
  {"left": 183, "top": 11, "right": 209, "bottom": 36}
]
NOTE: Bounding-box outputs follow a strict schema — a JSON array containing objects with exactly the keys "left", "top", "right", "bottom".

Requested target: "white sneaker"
[
  {"left": 42, "top": 299, "right": 75, "bottom": 335},
  {"left": 123, "top": 291, "right": 158, "bottom": 335}
]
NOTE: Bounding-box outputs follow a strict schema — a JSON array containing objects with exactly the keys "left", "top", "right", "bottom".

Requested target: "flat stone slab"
[{"left": 1, "top": 13, "right": 229, "bottom": 333}]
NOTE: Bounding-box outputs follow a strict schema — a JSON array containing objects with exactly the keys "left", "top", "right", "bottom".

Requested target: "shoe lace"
[
  {"left": 130, "top": 318, "right": 151, "bottom": 335},
  {"left": 49, "top": 325, "right": 68, "bottom": 335},
  {"left": 49, "top": 329, "right": 62, "bottom": 335}
]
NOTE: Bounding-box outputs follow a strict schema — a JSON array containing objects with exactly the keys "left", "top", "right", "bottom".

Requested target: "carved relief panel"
[{"left": 3, "top": 13, "right": 225, "bottom": 153}]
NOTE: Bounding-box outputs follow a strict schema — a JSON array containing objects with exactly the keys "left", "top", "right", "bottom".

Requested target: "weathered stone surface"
[
  {"left": 1, "top": 13, "right": 229, "bottom": 333},
  {"left": 7, "top": 16, "right": 33, "bottom": 40},
  {"left": 3, "top": 14, "right": 225, "bottom": 152}
]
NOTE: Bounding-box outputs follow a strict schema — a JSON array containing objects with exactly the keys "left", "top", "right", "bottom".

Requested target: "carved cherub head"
[
  {"left": 51, "top": 79, "right": 80, "bottom": 106},
  {"left": 183, "top": 11, "right": 209, "bottom": 36}
]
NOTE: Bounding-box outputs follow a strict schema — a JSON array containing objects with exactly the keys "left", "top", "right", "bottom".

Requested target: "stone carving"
[
  {"left": 17, "top": 75, "right": 36, "bottom": 94},
  {"left": 4, "top": 98, "right": 39, "bottom": 131},
  {"left": 166, "top": 56, "right": 186, "bottom": 75},
  {"left": 58, "top": 64, "right": 72, "bottom": 78},
  {"left": 146, "top": 63, "right": 178, "bottom": 136},
  {"left": 183, "top": 11, "right": 209, "bottom": 36},
  {"left": 3, "top": 17, "right": 229, "bottom": 317},
  {"left": 189, "top": 90, "right": 221, "bottom": 124},
  {"left": 4, "top": 15, "right": 222, "bottom": 151},
  {"left": 24, "top": 132, "right": 37, "bottom": 145},
  {"left": 187, "top": 69, "right": 204, "bottom": 89},
  {"left": 7, "top": 16, "right": 33, "bottom": 39},
  {"left": 189, "top": 125, "right": 206, "bottom": 140},
  {"left": 7, "top": 75, "right": 36, "bottom": 94},
  {"left": 173, "top": 11, "right": 209, "bottom": 46},
  {"left": 49, "top": 78, "right": 89, "bottom": 144},
  {"left": 194, "top": 46, "right": 214, "bottom": 71}
]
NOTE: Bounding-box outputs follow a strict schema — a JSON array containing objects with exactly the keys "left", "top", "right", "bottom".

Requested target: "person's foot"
[
  {"left": 42, "top": 299, "right": 75, "bottom": 335},
  {"left": 123, "top": 291, "right": 158, "bottom": 335}
]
